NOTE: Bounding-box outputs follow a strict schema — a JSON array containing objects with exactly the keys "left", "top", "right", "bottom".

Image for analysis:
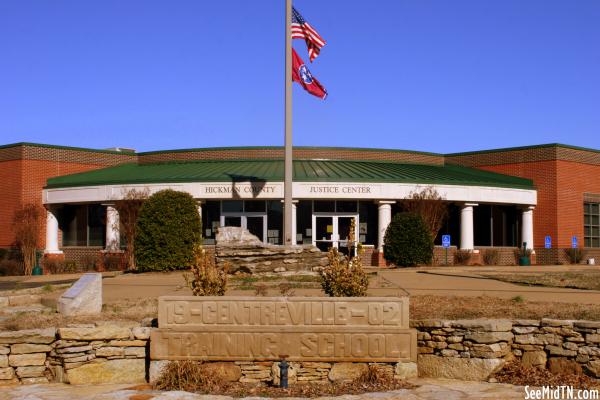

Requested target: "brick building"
[{"left": 1, "top": 142, "right": 598, "bottom": 266}]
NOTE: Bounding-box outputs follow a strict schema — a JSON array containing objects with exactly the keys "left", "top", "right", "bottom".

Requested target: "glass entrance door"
[
  {"left": 313, "top": 215, "right": 358, "bottom": 252},
  {"left": 315, "top": 216, "right": 334, "bottom": 252}
]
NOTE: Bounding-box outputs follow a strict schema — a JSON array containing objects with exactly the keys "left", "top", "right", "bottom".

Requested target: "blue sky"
[{"left": 1, "top": 0, "right": 599, "bottom": 153}]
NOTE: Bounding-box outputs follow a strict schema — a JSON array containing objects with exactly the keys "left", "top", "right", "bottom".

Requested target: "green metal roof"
[{"left": 45, "top": 159, "right": 534, "bottom": 190}]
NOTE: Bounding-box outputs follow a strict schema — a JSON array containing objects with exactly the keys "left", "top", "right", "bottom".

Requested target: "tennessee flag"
[{"left": 292, "top": 49, "right": 327, "bottom": 100}]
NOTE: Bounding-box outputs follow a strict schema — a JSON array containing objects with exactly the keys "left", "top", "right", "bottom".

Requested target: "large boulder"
[
  {"left": 418, "top": 355, "right": 504, "bottom": 381},
  {"left": 215, "top": 227, "right": 328, "bottom": 274},
  {"left": 328, "top": 362, "right": 368, "bottom": 382}
]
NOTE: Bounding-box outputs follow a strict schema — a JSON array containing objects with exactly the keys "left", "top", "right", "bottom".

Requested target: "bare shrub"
[
  {"left": 564, "top": 248, "right": 586, "bottom": 265},
  {"left": 454, "top": 249, "right": 472, "bottom": 265},
  {"left": 278, "top": 282, "right": 296, "bottom": 296},
  {"left": 112, "top": 188, "right": 149, "bottom": 271},
  {"left": 322, "top": 218, "right": 369, "bottom": 297},
  {"left": 493, "top": 361, "right": 596, "bottom": 389},
  {"left": 400, "top": 186, "right": 448, "bottom": 240},
  {"left": 12, "top": 204, "right": 43, "bottom": 275},
  {"left": 357, "top": 364, "right": 394, "bottom": 385},
  {"left": 0, "top": 259, "right": 23, "bottom": 276},
  {"left": 482, "top": 249, "right": 500, "bottom": 265},
  {"left": 79, "top": 254, "right": 99, "bottom": 271},
  {"left": 154, "top": 361, "right": 226, "bottom": 392},
  {"left": 100, "top": 253, "right": 125, "bottom": 271},
  {"left": 43, "top": 258, "right": 65, "bottom": 274},
  {"left": 184, "top": 244, "right": 227, "bottom": 296},
  {"left": 253, "top": 283, "right": 269, "bottom": 296}
]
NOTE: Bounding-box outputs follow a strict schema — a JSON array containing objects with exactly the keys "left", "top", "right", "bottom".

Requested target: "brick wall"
[
  {"left": 0, "top": 145, "right": 134, "bottom": 248},
  {"left": 447, "top": 145, "right": 600, "bottom": 260},
  {"left": 0, "top": 160, "right": 23, "bottom": 247}
]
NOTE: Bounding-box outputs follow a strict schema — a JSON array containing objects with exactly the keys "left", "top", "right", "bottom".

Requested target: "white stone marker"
[{"left": 57, "top": 273, "right": 102, "bottom": 316}]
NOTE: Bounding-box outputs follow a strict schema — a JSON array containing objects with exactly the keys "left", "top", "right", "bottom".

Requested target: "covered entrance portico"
[{"left": 42, "top": 158, "right": 537, "bottom": 266}]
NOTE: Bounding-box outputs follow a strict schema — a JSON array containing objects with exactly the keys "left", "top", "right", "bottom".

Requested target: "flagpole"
[{"left": 284, "top": 0, "right": 293, "bottom": 246}]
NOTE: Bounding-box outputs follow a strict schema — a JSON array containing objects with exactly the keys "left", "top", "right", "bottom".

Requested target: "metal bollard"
[{"left": 279, "top": 358, "right": 289, "bottom": 388}]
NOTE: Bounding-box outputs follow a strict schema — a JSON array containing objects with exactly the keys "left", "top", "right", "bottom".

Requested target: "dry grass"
[
  {"left": 485, "top": 272, "right": 600, "bottom": 291},
  {"left": 154, "top": 361, "right": 224, "bottom": 393},
  {"left": 0, "top": 298, "right": 157, "bottom": 331},
  {"left": 494, "top": 361, "right": 599, "bottom": 389},
  {"left": 154, "top": 361, "right": 414, "bottom": 398},
  {"left": 5, "top": 289, "right": 600, "bottom": 331},
  {"left": 411, "top": 295, "right": 600, "bottom": 320}
]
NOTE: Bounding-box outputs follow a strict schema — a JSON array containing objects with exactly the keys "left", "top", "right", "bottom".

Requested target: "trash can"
[{"left": 32, "top": 250, "right": 43, "bottom": 275}]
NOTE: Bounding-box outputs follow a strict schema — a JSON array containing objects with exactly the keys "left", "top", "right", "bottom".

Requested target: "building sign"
[
  {"left": 198, "top": 182, "right": 283, "bottom": 199},
  {"left": 150, "top": 296, "right": 416, "bottom": 362},
  {"left": 308, "top": 185, "right": 372, "bottom": 194},
  {"left": 297, "top": 183, "right": 381, "bottom": 199}
]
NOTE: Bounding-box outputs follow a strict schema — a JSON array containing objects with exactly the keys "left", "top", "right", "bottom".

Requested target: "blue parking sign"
[
  {"left": 442, "top": 235, "right": 451, "bottom": 248},
  {"left": 545, "top": 236, "right": 552, "bottom": 249},
  {"left": 572, "top": 236, "right": 578, "bottom": 249}
]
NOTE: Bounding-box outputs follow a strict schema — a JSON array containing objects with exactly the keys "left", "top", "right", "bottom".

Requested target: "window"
[
  {"left": 585, "top": 202, "right": 600, "bottom": 248},
  {"left": 59, "top": 204, "right": 106, "bottom": 247}
]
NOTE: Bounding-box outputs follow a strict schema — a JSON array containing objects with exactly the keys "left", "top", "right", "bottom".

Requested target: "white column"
[
  {"left": 460, "top": 203, "right": 477, "bottom": 250},
  {"left": 377, "top": 201, "right": 394, "bottom": 250},
  {"left": 292, "top": 201, "right": 297, "bottom": 245},
  {"left": 197, "top": 200, "right": 203, "bottom": 220},
  {"left": 521, "top": 206, "right": 535, "bottom": 250},
  {"left": 44, "top": 208, "right": 62, "bottom": 254},
  {"left": 105, "top": 205, "right": 120, "bottom": 251}
]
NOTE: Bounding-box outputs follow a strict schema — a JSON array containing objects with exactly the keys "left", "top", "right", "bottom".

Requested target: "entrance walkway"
[{"left": 2, "top": 265, "right": 600, "bottom": 304}]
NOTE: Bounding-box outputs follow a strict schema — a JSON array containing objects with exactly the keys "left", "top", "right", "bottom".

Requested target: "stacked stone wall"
[
  {"left": 413, "top": 318, "right": 600, "bottom": 380},
  {"left": 0, "top": 325, "right": 149, "bottom": 386},
  {"left": 6, "top": 318, "right": 600, "bottom": 386}
]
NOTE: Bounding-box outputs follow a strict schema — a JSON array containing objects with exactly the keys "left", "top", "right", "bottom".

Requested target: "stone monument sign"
[
  {"left": 151, "top": 296, "right": 417, "bottom": 363},
  {"left": 57, "top": 273, "right": 102, "bottom": 316}
]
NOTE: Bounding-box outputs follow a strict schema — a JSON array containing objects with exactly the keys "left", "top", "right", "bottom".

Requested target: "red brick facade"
[
  {"left": 0, "top": 144, "right": 135, "bottom": 248},
  {"left": 447, "top": 144, "right": 600, "bottom": 263}
]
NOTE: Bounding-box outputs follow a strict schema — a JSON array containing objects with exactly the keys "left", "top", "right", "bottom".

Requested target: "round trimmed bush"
[
  {"left": 135, "top": 190, "right": 201, "bottom": 271},
  {"left": 383, "top": 212, "right": 433, "bottom": 267}
]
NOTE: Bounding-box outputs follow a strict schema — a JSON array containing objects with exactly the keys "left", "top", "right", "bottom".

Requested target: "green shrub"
[
  {"left": 135, "top": 190, "right": 202, "bottom": 271},
  {"left": 383, "top": 212, "right": 433, "bottom": 267}
]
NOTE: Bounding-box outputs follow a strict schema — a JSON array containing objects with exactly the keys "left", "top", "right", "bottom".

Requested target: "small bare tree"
[
  {"left": 112, "top": 188, "right": 149, "bottom": 271},
  {"left": 401, "top": 186, "right": 448, "bottom": 240},
  {"left": 13, "top": 204, "right": 43, "bottom": 275}
]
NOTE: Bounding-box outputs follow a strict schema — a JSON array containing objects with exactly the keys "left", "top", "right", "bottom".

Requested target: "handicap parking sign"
[
  {"left": 545, "top": 236, "right": 552, "bottom": 249},
  {"left": 572, "top": 236, "right": 578, "bottom": 249},
  {"left": 442, "top": 235, "right": 451, "bottom": 248}
]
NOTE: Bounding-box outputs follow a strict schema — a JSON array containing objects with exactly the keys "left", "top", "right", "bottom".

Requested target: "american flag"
[{"left": 291, "top": 7, "right": 326, "bottom": 62}]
